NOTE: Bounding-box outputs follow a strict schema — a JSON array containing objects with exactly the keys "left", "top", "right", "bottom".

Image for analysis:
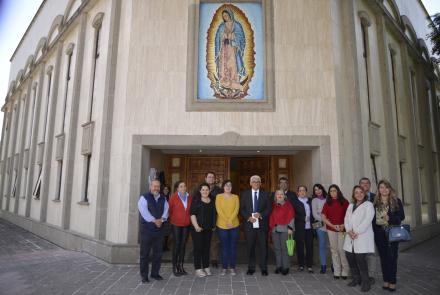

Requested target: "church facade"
[{"left": 1, "top": 0, "right": 440, "bottom": 263}]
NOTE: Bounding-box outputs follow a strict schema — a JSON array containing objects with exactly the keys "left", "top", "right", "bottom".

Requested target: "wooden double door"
[{"left": 165, "top": 155, "right": 292, "bottom": 195}]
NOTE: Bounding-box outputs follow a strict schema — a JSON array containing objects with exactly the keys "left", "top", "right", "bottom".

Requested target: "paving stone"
[{"left": 1, "top": 218, "right": 440, "bottom": 294}]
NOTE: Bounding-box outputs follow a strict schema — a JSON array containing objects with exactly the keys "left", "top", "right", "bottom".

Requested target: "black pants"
[
  {"left": 245, "top": 229, "right": 268, "bottom": 271},
  {"left": 345, "top": 251, "right": 369, "bottom": 285},
  {"left": 172, "top": 225, "right": 189, "bottom": 267},
  {"left": 375, "top": 230, "right": 399, "bottom": 284},
  {"left": 295, "top": 228, "right": 313, "bottom": 267},
  {"left": 139, "top": 226, "right": 164, "bottom": 278},
  {"left": 192, "top": 229, "right": 212, "bottom": 269}
]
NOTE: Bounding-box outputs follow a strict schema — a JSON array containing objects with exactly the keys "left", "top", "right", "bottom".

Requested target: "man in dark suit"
[
  {"left": 291, "top": 185, "right": 314, "bottom": 272},
  {"left": 359, "top": 177, "right": 377, "bottom": 283},
  {"left": 359, "top": 177, "right": 376, "bottom": 202},
  {"left": 240, "top": 175, "right": 271, "bottom": 276},
  {"left": 273, "top": 176, "right": 297, "bottom": 204}
]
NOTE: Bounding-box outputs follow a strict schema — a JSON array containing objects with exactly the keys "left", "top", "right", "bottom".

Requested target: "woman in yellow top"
[{"left": 215, "top": 179, "right": 240, "bottom": 276}]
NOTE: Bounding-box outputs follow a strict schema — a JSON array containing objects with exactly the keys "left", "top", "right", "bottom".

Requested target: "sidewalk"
[{"left": 0, "top": 218, "right": 439, "bottom": 295}]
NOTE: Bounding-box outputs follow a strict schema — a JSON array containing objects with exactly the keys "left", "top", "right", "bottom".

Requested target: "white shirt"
[{"left": 299, "top": 197, "right": 311, "bottom": 229}]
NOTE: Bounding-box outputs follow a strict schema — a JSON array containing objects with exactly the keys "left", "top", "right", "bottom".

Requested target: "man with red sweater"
[{"left": 168, "top": 181, "right": 192, "bottom": 276}]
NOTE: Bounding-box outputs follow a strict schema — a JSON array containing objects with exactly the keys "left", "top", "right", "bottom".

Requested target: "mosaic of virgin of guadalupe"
[{"left": 206, "top": 4, "right": 255, "bottom": 99}]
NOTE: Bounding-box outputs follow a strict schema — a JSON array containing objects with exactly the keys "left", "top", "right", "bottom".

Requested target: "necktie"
[{"left": 253, "top": 191, "right": 258, "bottom": 213}]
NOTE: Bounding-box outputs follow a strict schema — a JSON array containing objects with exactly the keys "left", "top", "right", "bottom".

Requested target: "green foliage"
[{"left": 428, "top": 13, "right": 440, "bottom": 64}]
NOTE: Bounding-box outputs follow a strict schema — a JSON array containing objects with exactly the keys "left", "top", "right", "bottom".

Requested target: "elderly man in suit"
[{"left": 240, "top": 175, "right": 271, "bottom": 276}]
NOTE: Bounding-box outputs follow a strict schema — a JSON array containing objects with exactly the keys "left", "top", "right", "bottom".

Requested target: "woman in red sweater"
[
  {"left": 168, "top": 181, "right": 192, "bottom": 276},
  {"left": 322, "top": 184, "right": 349, "bottom": 279}
]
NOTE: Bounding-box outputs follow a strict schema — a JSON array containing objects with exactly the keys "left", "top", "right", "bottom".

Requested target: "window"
[
  {"left": 81, "top": 15, "right": 103, "bottom": 203},
  {"left": 409, "top": 70, "right": 422, "bottom": 144},
  {"left": 42, "top": 67, "right": 53, "bottom": 141},
  {"left": 27, "top": 83, "right": 38, "bottom": 148},
  {"left": 399, "top": 162, "right": 405, "bottom": 204},
  {"left": 426, "top": 82, "right": 437, "bottom": 152},
  {"left": 389, "top": 48, "right": 400, "bottom": 134},
  {"left": 32, "top": 169, "right": 42, "bottom": 199},
  {"left": 370, "top": 154, "right": 378, "bottom": 186},
  {"left": 361, "top": 23, "right": 372, "bottom": 121},
  {"left": 55, "top": 46, "right": 74, "bottom": 201},
  {"left": 61, "top": 50, "right": 73, "bottom": 133}
]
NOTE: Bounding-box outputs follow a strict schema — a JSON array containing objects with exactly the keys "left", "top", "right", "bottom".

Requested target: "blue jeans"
[
  {"left": 217, "top": 227, "right": 239, "bottom": 269},
  {"left": 316, "top": 229, "right": 327, "bottom": 266}
]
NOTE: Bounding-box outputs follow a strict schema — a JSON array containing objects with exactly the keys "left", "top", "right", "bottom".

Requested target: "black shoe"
[
  {"left": 173, "top": 266, "right": 182, "bottom": 277},
  {"left": 307, "top": 267, "right": 313, "bottom": 273},
  {"left": 141, "top": 276, "right": 149, "bottom": 283},
  {"left": 361, "top": 282, "right": 371, "bottom": 292},
  {"left": 246, "top": 269, "right": 255, "bottom": 275},
  {"left": 281, "top": 268, "right": 289, "bottom": 275},
  {"left": 320, "top": 265, "right": 326, "bottom": 274},
  {"left": 348, "top": 279, "right": 360, "bottom": 287},
  {"left": 341, "top": 276, "right": 347, "bottom": 280},
  {"left": 331, "top": 264, "right": 334, "bottom": 273},
  {"left": 180, "top": 265, "right": 188, "bottom": 275},
  {"left": 261, "top": 270, "right": 268, "bottom": 276},
  {"left": 334, "top": 276, "right": 340, "bottom": 279},
  {"left": 275, "top": 267, "right": 281, "bottom": 274},
  {"left": 382, "top": 286, "right": 390, "bottom": 290},
  {"left": 388, "top": 287, "right": 396, "bottom": 292},
  {"left": 211, "top": 260, "right": 218, "bottom": 268},
  {"left": 150, "top": 274, "right": 163, "bottom": 281},
  {"left": 298, "top": 266, "right": 304, "bottom": 272}
]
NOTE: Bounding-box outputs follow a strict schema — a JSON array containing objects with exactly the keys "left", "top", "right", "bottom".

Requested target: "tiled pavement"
[{"left": 0, "top": 218, "right": 439, "bottom": 295}]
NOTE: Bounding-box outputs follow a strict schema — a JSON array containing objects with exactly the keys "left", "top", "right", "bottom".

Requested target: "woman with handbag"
[
  {"left": 343, "top": 185, "right": 375, "bottom": 292},
  {"left": 321, "top": 184, "right": 350, "bottom": 279},
  {"left": 373, "top": 179, "right": 405, "bottom": 292},
  {"left": 190, "top": 183, "right": 216, "bottom": 278},
  {"left": 269, "top": 190, "right": 295, "bottom": 275},
  {"left": 311, "top": 183, "right": 328, "bottom": 274},
  {"left": 168, "top": 181, "right": 192, "bottom": 276}
]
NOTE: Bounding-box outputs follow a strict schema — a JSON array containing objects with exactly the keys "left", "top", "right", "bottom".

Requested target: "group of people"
[{"left": 138, "top": 172, "right": 405, "bottom": 293}]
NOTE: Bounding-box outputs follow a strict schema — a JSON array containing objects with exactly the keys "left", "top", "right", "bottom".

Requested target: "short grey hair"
[
  {"left": 250, "top": 175, "right": 261, "bottom": 183},
  {"left": 274, "top": 190, "right": 286, "bottom": 201}
]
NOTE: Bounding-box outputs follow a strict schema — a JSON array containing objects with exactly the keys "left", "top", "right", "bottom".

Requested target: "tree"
[{"left": 428, "top": 13, "right": 440, "bottom": 64}]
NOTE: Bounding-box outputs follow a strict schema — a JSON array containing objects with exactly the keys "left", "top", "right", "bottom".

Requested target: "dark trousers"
[
  {"left": 192, "top": 229, "right": 212, "bottom": 269},
  {"left": 295, "top": 228, "right": 313, "bottom": 267},
  {"left": 375, "top": 230, "right": 399, "bottom": 284},
  {"left": 245, "top": 229, "right": 268, "bottom": 271},
  {"left": 345, "top": 251, "right": 369, "bottom": 285},
  {"left": 140, "top": 226, "right": 164, "bottom": 278},
  {"left": 217, "top": 227, "right": 239, "bottom": 269},
  {"left": 172, "top": 225, "right": 189, "bottom": 267}
]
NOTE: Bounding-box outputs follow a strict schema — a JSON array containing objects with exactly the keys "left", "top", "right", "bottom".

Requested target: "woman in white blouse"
[{"left": 343, "top": 185, "right": 375, "bottom": 292}]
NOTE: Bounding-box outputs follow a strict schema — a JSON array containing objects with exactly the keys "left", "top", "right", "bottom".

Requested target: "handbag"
[
  {"left": 385, "top": 224, "right": 411, "bottom": 242},
  {"left": 312, "top": 221, "right": 323, "bottom": 229},
  {"left": 286, "top": 233, "right": 295, "bottom": 256}
]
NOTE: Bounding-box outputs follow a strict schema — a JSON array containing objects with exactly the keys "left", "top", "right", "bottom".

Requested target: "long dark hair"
[
  {"left": 193, "top": 182, "right": 210, "bottom": 201},
  {"left": 312, "top": 183, "right": 327, "bottom": 199},
  {"left": 327, "top": 184, "right": 346, "bottom": 205}
]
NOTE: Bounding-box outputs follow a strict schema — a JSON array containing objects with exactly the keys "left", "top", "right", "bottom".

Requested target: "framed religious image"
[{"left": 186, "top": 0, "right": 274, "bottom": 111}]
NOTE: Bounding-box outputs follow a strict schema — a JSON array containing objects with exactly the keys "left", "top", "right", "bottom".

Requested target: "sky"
[{"left": 0, "top": 0, "right": 439, "bottom": 138}]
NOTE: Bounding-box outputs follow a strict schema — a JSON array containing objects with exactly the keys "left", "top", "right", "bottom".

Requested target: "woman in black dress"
[{"left": 190, "top": 183, "right": 216, "bottom": 277}]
